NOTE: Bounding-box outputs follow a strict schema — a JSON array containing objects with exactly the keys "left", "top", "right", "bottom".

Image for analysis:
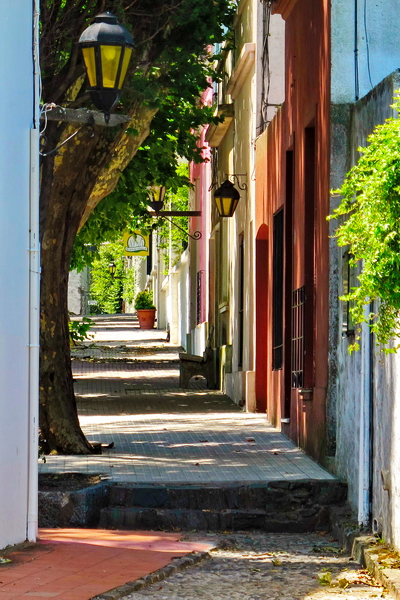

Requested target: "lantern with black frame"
[
  {"left": 109, "top": 261, "right": 117, "bottom": 279},
  {"left": 213, "top": 179, "right": 241, "bottom": 217},
  {"left": 78, "top": 12, "right": 134, "bottom": 123},
  {"left": 148, "top": 185, "right": 167, "bottom": 214},
  {"left": 40, "top": 12, "right": 135, "bottom": 155}
]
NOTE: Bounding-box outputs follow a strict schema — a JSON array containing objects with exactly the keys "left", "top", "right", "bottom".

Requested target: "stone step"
[
  {"left": 99, "top": 505, "right": 330, "bottom": 532},
  {"left": 99, "top": 480, "right": 348, "bottom": 533},
  {"left": 108, "top": 480, "right": 347, "bottom": 512}
]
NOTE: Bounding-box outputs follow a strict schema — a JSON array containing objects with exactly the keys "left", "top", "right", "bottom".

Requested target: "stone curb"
[
  {"left": 330, "top": 507, "right": 400, "bottom": 599},
  {"left": 354, "top": 537, "right": 400, "bottom": 600},
  {"left": 91, "top": 550, "right": 212, "bottom": 600}
]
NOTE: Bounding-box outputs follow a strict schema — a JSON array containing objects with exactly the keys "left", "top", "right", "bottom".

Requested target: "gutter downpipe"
[
  {"left": 357, "top": 302, "right": 372, "bottom": 526},
  {"left": 27, "top": 0, "right": 41, "bottom": 542}
]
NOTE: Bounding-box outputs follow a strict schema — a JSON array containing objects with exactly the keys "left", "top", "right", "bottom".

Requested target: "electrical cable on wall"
[
  {"left": 354, "top": 0, "right": 360, "bottom": 101},
  {"left": 363, "top": 0, "right": 373, "bottom": 89},
  {"left": 258, "top": 0, "right": 272, "bottom": 133}
]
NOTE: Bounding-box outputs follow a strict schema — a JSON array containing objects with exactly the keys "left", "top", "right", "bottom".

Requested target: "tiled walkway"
[
  {"left": 39, "top": 315, "right": 335, "bottom": 484},
  {"left": 0, "top": 529, "right": 212, "bottom": 600}
]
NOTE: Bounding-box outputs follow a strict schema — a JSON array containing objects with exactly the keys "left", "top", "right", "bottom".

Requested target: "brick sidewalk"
[
  {"left": 0, "top": 529, "right": 212, "bottom": 600},
  {"left": 40, "top": 315, "right": 335, "bottom": 484}
]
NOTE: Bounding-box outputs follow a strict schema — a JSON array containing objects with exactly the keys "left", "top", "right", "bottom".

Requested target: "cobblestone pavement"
[
  {"left": 120, "top": 532, "right": 393, "bottom": 600},
  {"left": 39, "top": 315, "right": 335, "bottom": 484}
]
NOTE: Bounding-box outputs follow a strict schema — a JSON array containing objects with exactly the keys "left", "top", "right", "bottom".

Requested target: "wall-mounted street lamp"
[
  {"left": 146, "top": 184, "right": 202, "bottom": 240},
  {"left": 210, "top": 174, "right": 247, "bottom": 217},
  {"left": 148, "top": 185, "right": 167, "bottom": 213},
  {"left": 109, "top": 261, "right": 117, "bottom": 278},
  {"left": 213, "top": 179, "right": 241, "bottom": 217},
  {"left": 40, "top": 12, "right": 135, "bottom": 155},
  {"left": 78, "top": 12, "right": 134, "bottom": 122}
]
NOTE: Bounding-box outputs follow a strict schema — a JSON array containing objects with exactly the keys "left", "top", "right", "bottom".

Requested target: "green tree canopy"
[{"left": 39, "top": 0, "right": 235, "bottom": 454}]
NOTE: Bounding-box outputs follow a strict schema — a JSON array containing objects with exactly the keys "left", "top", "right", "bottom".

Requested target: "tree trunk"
[{"left": 40, "top": 108, "right": 155, "bottom": 454}]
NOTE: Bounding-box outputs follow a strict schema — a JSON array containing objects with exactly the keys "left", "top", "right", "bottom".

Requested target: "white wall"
[
  {"left": 331, "top": 0, "right": 400, "bottom": 103},
  {"left": 68, "top": 270, "right": 83, "bottom": 315},
  {"left": 256, "top": 10, "right": 285, "bottom": 131},
  {"left": 175, "top": 251, "right": 190, "bottom": 349},
  {"left": 160, "top": 251, "right": 190, "bottom": 347},
  {"left": 0, "top": 2, "right": 34, "bottom": 547},
  {"left": 330, "top": 71, "right": 400, "bottom": 548}
]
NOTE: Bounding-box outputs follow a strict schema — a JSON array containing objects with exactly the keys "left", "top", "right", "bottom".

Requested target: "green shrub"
[{"left": 134, "top": 290, "right": 155, "bottom": 310}]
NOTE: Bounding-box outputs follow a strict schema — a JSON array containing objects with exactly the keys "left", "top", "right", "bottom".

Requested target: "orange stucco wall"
[{"left": 255, "top": 0, "right": 330, "bottom": 462}]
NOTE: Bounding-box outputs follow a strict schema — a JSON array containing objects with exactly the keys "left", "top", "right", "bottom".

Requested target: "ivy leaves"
[{"left": 330, "top": 94, "right": 400, "bottom": 351}]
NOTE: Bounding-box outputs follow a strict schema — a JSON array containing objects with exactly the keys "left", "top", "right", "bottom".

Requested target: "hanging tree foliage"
[
  {"left": 39, "top": 0, "right": 234, "bottom": 454},
  {"left": 330, "top": 95, "right": 400, "bottom": 352}
]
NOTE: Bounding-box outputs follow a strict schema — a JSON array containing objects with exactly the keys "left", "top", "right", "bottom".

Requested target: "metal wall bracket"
[
  {"left": 40, "top": 105, "right": 131, "bottom": 127},
  {"left": 208, "top": 172, "right": 248, "bottom": 192}
]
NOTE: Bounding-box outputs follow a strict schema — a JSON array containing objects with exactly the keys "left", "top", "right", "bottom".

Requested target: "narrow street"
[
  {"left": 38, "top": 315, "right": 393, "bottom": 599},
  {"left": 117, "top": 532, "right": 391, "bottom": 600}
]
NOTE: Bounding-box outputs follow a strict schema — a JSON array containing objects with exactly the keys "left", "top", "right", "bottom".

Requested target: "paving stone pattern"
[
  {"left": 119, "top": 532, "right": 393, "bottom": 600},
  {"left": 39, "top": 317, "right": 336, "bottom": 484}
]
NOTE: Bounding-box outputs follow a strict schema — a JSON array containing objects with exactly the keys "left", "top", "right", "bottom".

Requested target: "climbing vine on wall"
[{"left": 329, "top": 95, "right": 400, "bottom": 352}]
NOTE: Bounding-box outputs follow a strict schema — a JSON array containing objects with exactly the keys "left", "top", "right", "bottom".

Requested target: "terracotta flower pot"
[{"left": 137, "top": 308, "right": 156, "bottom": 329}]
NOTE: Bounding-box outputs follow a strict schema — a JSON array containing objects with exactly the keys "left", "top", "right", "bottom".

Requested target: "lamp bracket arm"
[
  {"left": 208, "top": 173, "right": 248, "bottom": 192},
  {"left": 225, "top": 173, "right": 248, "bottom": 190},
  {"left": 162, "top": 216, "right": 202, "bottom": 240},
  {"left": 40, "top": 105, "right": 131, "bottom": 127}
]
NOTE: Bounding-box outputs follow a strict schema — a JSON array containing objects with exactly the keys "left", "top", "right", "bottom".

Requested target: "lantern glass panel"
[
  {"left": 230, "top": 198, "right": 239, "bottom": 215},
  {"left": 82, "top": 47, "right": 97, "bottom": 86},
  {"left": 215, "top": 196, "right": 239, "bottom": 217},
  {"left": 100, "top": 45, "right": 122, "bottom": 88},
  {"left": 118, "top": 48, "right": 133, "bottom": 89},
  {"left": 215, "top": 197, "right": 224, "bottom": 216},
  {"left": 150, "top": 185, "right": 166, "bottom": 203}
]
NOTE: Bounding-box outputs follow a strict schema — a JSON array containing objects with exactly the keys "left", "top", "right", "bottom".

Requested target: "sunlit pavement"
[
  {"left": 40, "top": 315, "right": 335, "bottom": 484},
  {"left": 0, "top": 529, "right": 212, "bottom": 600}
]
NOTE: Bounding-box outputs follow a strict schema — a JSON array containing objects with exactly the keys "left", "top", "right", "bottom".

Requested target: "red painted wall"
[{"left": 255, "top": 0, "right": 330, "bottom": 462}]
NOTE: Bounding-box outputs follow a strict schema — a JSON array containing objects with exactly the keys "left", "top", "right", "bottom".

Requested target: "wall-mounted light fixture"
[
  {"left": 78, "top": 12, "right": 134, "bottom": 122},
  {"left": 213, "top": 179, "right": 240, "bottom": 217},
  {"left": 109, "top": 261, "right": 117, "bottom": 278},
  {"left": 212, "top": 174, "right": 247, "bottom": 217},
  {"left": 146, "top": 184, "right": 202, "bottom": 240},
  {"left": 40, "top": 12, "right": 134, "bottom": 156},
  {"left": 148, "top": 185, "right": 167, "bottom": 213}
]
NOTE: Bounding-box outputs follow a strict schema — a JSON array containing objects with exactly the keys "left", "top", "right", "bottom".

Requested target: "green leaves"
[
  {"left": 89, "top": 241, "right": 135, "bottom": 314},
  {"left": 330, "top": 94, "right": 400, "bottom": 351},
  {"left": 68, "top": 317, "right": 93, "bottom": 345}
]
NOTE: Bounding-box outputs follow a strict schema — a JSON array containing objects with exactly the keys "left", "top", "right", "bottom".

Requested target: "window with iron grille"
[
  {"left": 291, "top": 286, "right": 305, "bottom": 388},
  {"left": 196, "top": 270, "right": 203, "bottom": 325},
  {"left": 272, "top": 210, "right": 284, "bottom": 370}
]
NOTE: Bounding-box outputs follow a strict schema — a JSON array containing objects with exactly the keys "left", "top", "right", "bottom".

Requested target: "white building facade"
[{"left": 0, "top": 2, "right": 39, "bottom": 547}]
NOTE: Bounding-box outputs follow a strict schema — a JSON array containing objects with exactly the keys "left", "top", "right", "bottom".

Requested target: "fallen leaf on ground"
[
  {"left": 272, "top": 558, "right": 282, "bottom": 566},
  {"left": 318, "top": 571, "right": 332, "bottom": 586}
]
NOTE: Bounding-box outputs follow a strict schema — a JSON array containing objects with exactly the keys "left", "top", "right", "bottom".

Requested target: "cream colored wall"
[{"left": 215, "top": 0, "right": 258, "bottom": 407}]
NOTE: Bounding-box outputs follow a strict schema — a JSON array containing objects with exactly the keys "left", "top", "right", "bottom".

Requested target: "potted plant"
[{"left": 134, "top": 290, "right": 156, "bottom": 329}]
